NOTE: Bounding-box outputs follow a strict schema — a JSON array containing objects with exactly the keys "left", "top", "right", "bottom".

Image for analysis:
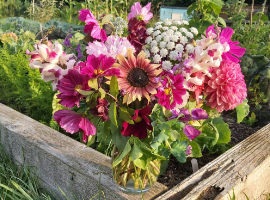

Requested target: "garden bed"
[{"left": 0, "top": 103, "right": 269, "bottom": 199}]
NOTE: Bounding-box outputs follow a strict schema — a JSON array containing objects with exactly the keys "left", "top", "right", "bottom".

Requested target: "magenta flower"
[
  {"left": 79, "top": 9, "right": 107, "bottom": 41},
  {"left": 156, "top": 74, "right": 186, "bottom": 110},
  {"left": 90, "top": 98, "right": 109, "bottom": 121},
  {"left": 57, "top": 69, "right": 90, "bottom": 109},
  {"left": 206, "top": 25, "right": 246, "bottom": 63},
  {"left": 127, "top": 2, "right": 153, "bottom": 23},
  {"left": 54, "top": 110, "right": 96, "bottom": 143},
  {"left": 79, "top": 54, "right": 119, "bottom": 79},
  {"left": 186, "top": 145, "right": 192, "bottom": 156},
  {"left": 191, "top": 108, "right": 209, "bottom": 121},
  {"left": 184, "top": 125, "right": 201, "bottom": 141}
]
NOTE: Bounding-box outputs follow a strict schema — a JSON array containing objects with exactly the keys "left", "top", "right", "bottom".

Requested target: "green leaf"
[
  {"left": 99, "top": 88, "right": 106, "bottom": 99},
  {"left": 130, "top": 140, "right": 143, "bottom": 161},
  {"left": 168, "top": 130, "right": 181, "bottom": 142},
  {"left": 171, "top": 141, "right": 188, "bottom": 163},
  {"left": 109, "top": 102, "right": 117, "bottom": 127},
  {"left": 185, "top": 101, "right": 196, "bottom": 112},
  {"left": 102, "top": 14, "right": 113, "bottom": 23},
  {"left": 112, "top": 141, "right": 131, "bottom": 167},
  {"left": 189, "top": 141, "right": 202, "bottom": 157},
  {"left": 87, "top": 135, "right": 96, "bottom": 147},
  {"left": 77, "top": 89, "right": 94, "bottom": 96},
  {"left": 133, "top": 154, "right": 150, "bottom": 170},
  {"left": 88, "top": 79, "right": 98, "bottom": 90},
  {"left": 236, "top": 99, "right": 249, "bottom": 123},
  {"left": 110, "top": 75, "right": 119, "bottom": 98},
  {"left": 111, "top": 121, "right": 129, "bottom": 151},
  {"left": 209, "top": 3, "right": 222, "bottom": 15},
  {"left": 187, "top": 2, "right": 198, "bottom": 15},
  {"left": 152, "top": 131, "right": 169, "bottom": 143},
  {"left": 217, "top": 17, "right": 226, "bottom": 27},
  {"left": 119, "top": 107, "right": 134, "bottom": 124},
  {"left": 212, "top": 118, "right": 231, "bottom": 144},
  {"left": 203, "top": 0, "right": 224, "bottom": 7}
]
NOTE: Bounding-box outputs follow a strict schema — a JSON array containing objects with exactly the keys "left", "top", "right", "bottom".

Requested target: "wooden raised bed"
[{"left": 0, "top": 103, "right": 269, "bottom": 200}]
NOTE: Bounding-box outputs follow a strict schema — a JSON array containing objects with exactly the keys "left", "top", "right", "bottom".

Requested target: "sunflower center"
[{"left": 127, "top": 68, "right": 149, "bottom": 88}]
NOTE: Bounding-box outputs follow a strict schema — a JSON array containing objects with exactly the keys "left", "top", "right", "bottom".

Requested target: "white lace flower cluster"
[
  {"left": 111, "top": 17, "right": 128, "bottom": 36},
  {"left": 144, "top": 20, "right": 199, "bottom": 71}
]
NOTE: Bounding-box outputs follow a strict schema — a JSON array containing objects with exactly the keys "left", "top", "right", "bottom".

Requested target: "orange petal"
[
  {"left": 127, "top": 48, "right": 137, "bottom": 68},
  {"left": 117, "top": 54, "right": 131, "bottom": 70}
]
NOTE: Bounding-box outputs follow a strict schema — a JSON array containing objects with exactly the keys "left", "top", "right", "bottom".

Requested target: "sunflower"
[{"left": 114, "top": 49, "right": 162, "bottom": 104}]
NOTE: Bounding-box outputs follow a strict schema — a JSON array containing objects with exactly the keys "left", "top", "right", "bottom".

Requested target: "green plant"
[
  {"left": 0, "top": 45, "right": 55, "bottom": 125},
  {"left": 187, "top": 0, "right": 226, "bottom": 34}
]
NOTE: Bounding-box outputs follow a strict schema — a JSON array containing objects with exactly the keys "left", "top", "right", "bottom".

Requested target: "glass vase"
[{"left": 111, "top": 146, "right": 160, "bottom": 194}]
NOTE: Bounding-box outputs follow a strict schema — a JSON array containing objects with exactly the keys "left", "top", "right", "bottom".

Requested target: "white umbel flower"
[
  {"left": 171, "top": 35, "right": 179, "bottom": 42},
  {"left": 160, "top": 41, "right": 167, "bottom": 48},
  {"left": 174, "top": 31, "right": 182, "bottom": 37},
  {"left": 182, "top": 20, "right": 189, "bottom": 25},
  {"left": 155, "top": 25, "right": 162, "bottom": 30},
  {"left": 145, "top": 36, "right": 152, "bottom": 44},
  {"left": 170, "top": 26, "right": 178, "bottom": 31},
  {"left": 166, "top": 29, "right": 174, "bottom": 35},
  {"left": 162, "top": 26, "right": 169, "bottom": 31},
  {"left": 169, "top": 50, "right": 179, "bottom": 60},
  {"left": 156, "top": 35, "right": 162, "bottom": 42},
  {"left": 185, "top": 32, "right": 194, "bottom": 39},
  {"left": 153, "top": 30, "right": 161, "bottom": 36},
  {"left": 175, "top": 44, "right": 184, "bottom": 52},
  {"left": 180, "top": 27, "right": 188, "bottom": 33},
  {"left": 180, "top": 36, "right": 188, "bottom": 45},
  {"left": 190, "top": 27, "right": 199, "bottom": 35},
  {"left": 151, "top": 46, "right": 159, "bottom": 54},
  {"left": 167, "top": 42, "right": 175, "bottom": 50},
  {"left": 144, "top": 49, "right": 150, "bottom": 58},
  {"left": 151, "top": 40, "right": 158, "bottom": 47},
  {"left": 160, "top": 48, "right": 168, "bottom": 58},
  {"left": 164, "top": 20, "right": 172, "bottom": 26},
  {"left": 155, "top": 21, "right": 163, "bottom": 26},
  {"left": 161, "top": 32, "right": 167, "bottom": 37},
  {"left": 173, "top": 21, "right": 182, "bottom": 25},
  {"left": 162, "top": 61, "right": 173, "bottom": 71},
  {"left": 163, "top": 36, "right": 170, "bottom": 42},
  {"left": 146, "top": 28, "right": 154, "bottom": 35},
  {"left": 186, "top": 44, "right": 194, "bottom": 53},
  {"left": 153, "top": 54, "right": 161, "bottom": 63}
]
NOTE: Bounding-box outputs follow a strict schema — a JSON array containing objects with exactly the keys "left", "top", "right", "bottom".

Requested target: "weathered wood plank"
[
  {"left": 155, "top": 123, "right": 270, "bottom": 200},
  {"left": 0, "top": 103, "right": 167, "bottom": 200}
]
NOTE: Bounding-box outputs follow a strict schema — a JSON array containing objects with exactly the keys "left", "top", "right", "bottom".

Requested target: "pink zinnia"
[
  {"left": 79, "top": 9, "right": 107, "bottom": 41},
  {"left": 206, "top": 25, "right": 246, "bottom": 63},
  {"left": 204, "top": 60, "right": 247, "bottom": 112},
  {"left": 79, "top": 54, "right": 119, "bottom": 79},
  {"left": 127, "top": 2, "right": 153, "bottom": 23},
  {"left": 156, "top": 74, "right": 187, "bottom": 110},
  {"left": 57, "top": 69, "right": 90, "bottom": 109},
  {"left": 54, "top": 110, "right": 96, "bottom": 143}
]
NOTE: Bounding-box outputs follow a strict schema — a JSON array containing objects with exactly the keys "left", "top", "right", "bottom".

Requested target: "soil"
[{"left": 158, "top": 105, "right": 270, "bottom": 189}]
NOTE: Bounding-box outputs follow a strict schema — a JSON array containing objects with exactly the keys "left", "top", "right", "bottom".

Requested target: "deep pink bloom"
[
  {"left": 206, "top": 25, "right": 246, "bottom": 63},
  {"left": 79, "top": 9, "right": 107, "bottom": 41},
  {"left": 121, "top": 106, "right": 152, "bottom": 139},
  {"left": 54, "top": 110, "right": 96, "bottom": 143},
  {"left": 127, "top": 2, "right": 153, "bottom": 23},
  {"left": 191, "top": 108, "right": 209, "bottom": 121},
  {"left": 184, "top": 125, "right": 201, "bottom": 141},
  {"left": 204, "top": 60, "right": 247, "bottom": 112},
  {"left": 156, "top": 74, "right": 186, "bottom": 110},
  {"left": 90, "top": 98, "right": 109, "bottom": 121},
  {"left": 169, "top": 109, "right": 190, "bottom": 121},
  {"left": 57, "top": 69, "right": 90, "bottom": 109},
  {"left": 186, "top": 145, "right": 192, "bottom": 155},
  {"left": 79, "top": 54, "right": 119, "bottom": 79}
]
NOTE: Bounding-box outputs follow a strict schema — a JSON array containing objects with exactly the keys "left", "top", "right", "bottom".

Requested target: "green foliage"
[
  {"left": 236, "top": 99, "right": 249, "bottom": 123},
  {"left": 187, "top": 0, "right": 226, "bottom": 34},
  {"left": 242, "top": 112, "right": 258, "bottom": 126},
  {"left": 0, "top": 46, "right": 55, "bottom": 125}
]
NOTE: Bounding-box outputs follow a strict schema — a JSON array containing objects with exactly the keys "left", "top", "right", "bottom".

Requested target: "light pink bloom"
[
  {"left": 79, "top": 9, "right": 107, "bottom": 41},
  {"left": 127, "top": 2, "right": 153, "bottom": 23},
  {"left": 54, "top": 110, "right": 96, "bottom": 143},
  {"left": 86, "top": 35, "right": 135, "bottom": 59},
  {"left": 204, "top": 60, "right": 247, "bottom": 112}
]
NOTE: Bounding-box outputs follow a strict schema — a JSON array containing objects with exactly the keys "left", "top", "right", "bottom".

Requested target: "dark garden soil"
[{"left": 158, "top": 105, "right": 270, "bottom": 189}]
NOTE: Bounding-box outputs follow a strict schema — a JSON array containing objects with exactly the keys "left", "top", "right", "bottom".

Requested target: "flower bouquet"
[{"left": 26, "top": 2, "right": 247, "bottom": 194}]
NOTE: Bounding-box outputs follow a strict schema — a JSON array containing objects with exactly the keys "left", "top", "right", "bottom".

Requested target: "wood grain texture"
[
  {"left": 155, "top": 123, "right": 270, "bottom": 200},
  {"left": 0, "top": 103, "right": 167, "bottom": 200}
]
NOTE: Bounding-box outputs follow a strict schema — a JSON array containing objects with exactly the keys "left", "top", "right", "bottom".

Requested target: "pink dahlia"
[
  {"left": 78, "top": 9, "right": 107, "bottom": 41},
  {"left": 155, "top": 74, "right": 187, "bottom": 110},
  {"left": 54, "top": 110, "right": 96, "bottom": 143},
  {"left": 206, "top": 25, "right": 246, "bottom": 63},
  {"left": 79, "top": 54, "right": 119, "bottom": 79},
  {"left": 127, "top": 2, "right": 153, "bottom": 23},
  {"left": 204, "top": 60, "right": 247, "bottom": 112},
  {"left": 57, "top": 69, "right": 90, "bottom": 109}
]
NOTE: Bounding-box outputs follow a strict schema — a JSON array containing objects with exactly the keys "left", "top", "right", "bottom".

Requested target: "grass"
[{"left": 0, "top": 145, "right": 53, "bottom": 200}]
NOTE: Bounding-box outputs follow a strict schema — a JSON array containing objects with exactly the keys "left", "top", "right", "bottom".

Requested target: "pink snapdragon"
[
  {"left": 86, "top": 35, "right": 136, "bottom": 59},
  {"left": 79, "top": 9, "right": 107, "bottom": 41},
  {"left": 127, "top": 2, "right": 153, "bottom": 23},
  {"left": 53, "top": 110, "right": 96, "bottom": 143}
]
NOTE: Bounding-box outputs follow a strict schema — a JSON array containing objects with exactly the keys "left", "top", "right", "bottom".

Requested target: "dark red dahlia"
[
  {"left": 90, "top": 98, "right": 109, "bottom": 121},
  {"left": 127, "top": 17, "right": 149, "bottom": 54},
  {"left": 121, "top": 106, "right": 152, "bottom": 139}
]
